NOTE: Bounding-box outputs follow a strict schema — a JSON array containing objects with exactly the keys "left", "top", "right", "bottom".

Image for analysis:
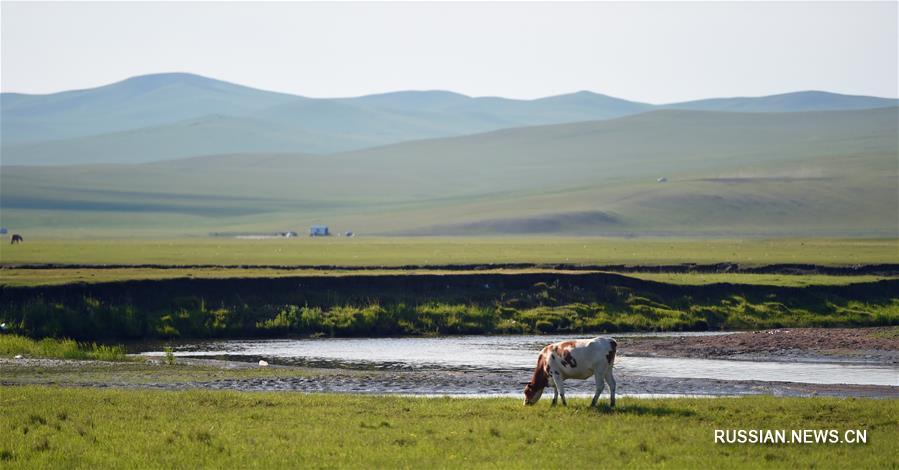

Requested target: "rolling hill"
[
  {"left": 0, "top": 73, "right": 301, "bottom": 146},
  {"left": 2, "top": 107, "right": 895, "bottom": 237},
  {"left": 2, "top": 73, "right": 896, "bottom": 165},
  {"left": 664, "top": 90, "right": 899, "bottom": 113},
  {"left": 1, "top": 115, "right": 382, "bottom": 165}
]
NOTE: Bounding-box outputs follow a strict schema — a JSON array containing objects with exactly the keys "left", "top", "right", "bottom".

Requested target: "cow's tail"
[{"left": 606, "top": 338, "right": 617, "bottom": 367}]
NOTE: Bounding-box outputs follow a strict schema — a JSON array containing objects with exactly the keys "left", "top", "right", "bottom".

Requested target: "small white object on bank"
[{"left": 259, "top": 360, "right": 269, "bottom": 367}]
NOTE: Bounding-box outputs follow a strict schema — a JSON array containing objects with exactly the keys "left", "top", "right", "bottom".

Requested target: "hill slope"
[
  {"left": 669, "top": 90, "right": 898, "bottom": 113},
  {"left": 3, "top": 73, "right": 895, "bottom": 165},
  {"left": 0, "top": 73, "right": 301, "bottom": 146},
  {"left": 2, "top": 108, "right": 895, "bottom": 237},
  {"left": 2, "top": 115, "right": 385, "bottom": 165},
  {"left": 2, "top": 74, "right": 654, "bottom": 164}
]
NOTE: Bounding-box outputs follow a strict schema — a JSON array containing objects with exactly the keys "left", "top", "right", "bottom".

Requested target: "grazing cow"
[
  {"left": 523, "top": 337, "right": 617, "bottom": 407},
  {"left": 10, "top": 234, "right": 23, "bottom": 245}
]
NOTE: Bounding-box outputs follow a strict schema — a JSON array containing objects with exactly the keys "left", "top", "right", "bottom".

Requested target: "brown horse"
[{"left": 10, "top": 234, "right": 23, "bottom": 244}]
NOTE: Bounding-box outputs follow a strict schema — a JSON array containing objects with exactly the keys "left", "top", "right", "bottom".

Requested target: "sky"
[{"left": 1, "top": 1, "right": 897, "bottom": 103}]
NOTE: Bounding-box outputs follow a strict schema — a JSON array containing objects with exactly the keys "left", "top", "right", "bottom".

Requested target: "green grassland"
[
  {"left": 0, "top": 335, "right": 127, "bottom": 361},
  {"left": 0, "top": 360, "right": 328, "bottom": 386},
  {"left": 2, "top": 108, "right": 896, "bottom": 237},
  {"left": 1, "top": 267, "right": 894, "bottom": 288},
  {"left": 0, "top": 267, "right": 418, "bottom": 287},
  {"left": 2, "top": 237, "right": 896, "bottom": 267},
  {"left": 1, "top": 387, "right": 895, "bottom": 468}
]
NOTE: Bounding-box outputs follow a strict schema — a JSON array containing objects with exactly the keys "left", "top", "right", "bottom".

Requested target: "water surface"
[{"left": 140, "top": 333, "right": 898, "bottom": 387}]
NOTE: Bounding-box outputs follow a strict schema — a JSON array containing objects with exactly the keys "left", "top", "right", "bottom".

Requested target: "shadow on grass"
[{"left": 588, "top": 403, "right": 696, "bottom": 417}]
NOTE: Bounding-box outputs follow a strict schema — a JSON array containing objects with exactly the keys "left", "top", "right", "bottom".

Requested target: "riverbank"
[
  {"left": 3, "top": 326, "right": 895, "bottom": 398},
  {"left": 4, "top": 344, "right": 897, "bottom": 398},
  {"left": 1, "top": 386, "right": 895, "bottom": 468},
  {"left": 3, "top": 272, "right": 897, "bottom": 340},
  {"left": 622, "top": 327, "right": 899, "bottom": 364}
]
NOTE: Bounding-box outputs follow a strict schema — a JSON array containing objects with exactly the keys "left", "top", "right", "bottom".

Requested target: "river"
[{"left": 139, "top": 333, "right": 898, "bottom": 388}]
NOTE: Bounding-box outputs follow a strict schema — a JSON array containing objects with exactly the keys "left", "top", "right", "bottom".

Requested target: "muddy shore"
[
  {"left": 5, "top": 326, "right": 898, "bottom": 399},
  {"left": 621, "top": 327, "right": 899, "bottom": 364},
  {"left": 4, "top": 327, "right": 896, "bottom": 398},
  {"left": 2, "top": 356, "right": 896, "bottom": 399}
]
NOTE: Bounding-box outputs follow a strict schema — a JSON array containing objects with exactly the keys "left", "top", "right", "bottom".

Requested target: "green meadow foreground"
[
  {"left": 1, "top": 387, "right": 896, "bottom": 468},
  {"left": 1, "top": 237, "right": 896, "bottom": 267}
]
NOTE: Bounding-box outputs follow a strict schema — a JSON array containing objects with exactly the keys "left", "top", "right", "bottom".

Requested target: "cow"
[
  {"left": 523, "top": 337, "right": 617, "bottom": 407},
  {"left": 10, "top": 234, "right": 23, "bottom": 245}
]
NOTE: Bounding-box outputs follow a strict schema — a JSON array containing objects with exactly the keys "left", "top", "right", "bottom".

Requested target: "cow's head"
[
  {"left": 523, "top": 382, "right": 545, "bottom": 405},
  {"left": 523, "top": 349, "right": 550, "bottom": 405}
]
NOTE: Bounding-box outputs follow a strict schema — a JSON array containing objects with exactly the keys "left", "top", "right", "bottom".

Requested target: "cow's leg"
[
  {"left": 605, "top": 369, "right": 617, "bottom": 408},
  {"left": 591, "top": 369, "right": 606, "bottom": 407},
  {"left": 550, "top": 377, "right": 559, "bottom": 406},
  {"left": 552, "top": 371, "right": 567, "bottom": 406}
]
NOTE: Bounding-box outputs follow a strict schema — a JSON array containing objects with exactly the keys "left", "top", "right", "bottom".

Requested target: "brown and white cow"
[{"left": 523, "top": 337, "right": 617, "bottom": 407}]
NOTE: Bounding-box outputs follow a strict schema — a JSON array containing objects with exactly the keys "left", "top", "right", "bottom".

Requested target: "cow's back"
[
  {"left": 553, "top": 337, "right": 616, "bottom": 379},
  {"left": 583, "top": 337, "right": 617, "bottom": 369}
]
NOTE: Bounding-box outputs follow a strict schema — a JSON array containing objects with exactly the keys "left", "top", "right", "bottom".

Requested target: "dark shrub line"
[{"left": 2, "top": 274, "right": 897, "bottom": 340}]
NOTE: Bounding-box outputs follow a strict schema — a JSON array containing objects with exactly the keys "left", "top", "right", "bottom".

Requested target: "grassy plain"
[
  {"left": 1, "top": 387, "right": 895, "bottom": 469},
  {"left": 0, "top": 359, "right": 323, "bottom": 385},
  {"left": 2, "top": 267, "right": 894, "bottom": 288},
  {"left": 2, "top": 237, "right": 896, "bottom": 267},
  {"left": 2, "top": 237, "right": 895, "bottom": 288},
  {"left": 0, "top": 335, "right": 127, "bottom": 361},
  {"left": 0, "top": 267, "right": 405, "bottom": 287}
]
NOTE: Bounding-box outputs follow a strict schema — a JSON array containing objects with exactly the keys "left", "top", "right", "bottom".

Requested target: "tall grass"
[{"left": 0, "top": 334, "right": 127, "bottom": 361}]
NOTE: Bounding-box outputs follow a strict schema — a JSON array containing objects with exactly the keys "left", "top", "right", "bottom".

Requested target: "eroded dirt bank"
[
  {"left": 2, "top": 272, "right": 897, "bottom": 341},
  {"left": 5, "top": 272, "right": 897, "bottom": 309}
]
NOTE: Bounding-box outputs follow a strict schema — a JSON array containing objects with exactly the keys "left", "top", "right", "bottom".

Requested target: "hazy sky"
[{"left": 1, "top": 1, "right": 897, "bottom": 102}]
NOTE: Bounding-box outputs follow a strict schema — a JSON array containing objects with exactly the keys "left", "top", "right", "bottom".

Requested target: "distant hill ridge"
[{"left": 2, "top": 72, "right": 897, "bottom": 165}]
